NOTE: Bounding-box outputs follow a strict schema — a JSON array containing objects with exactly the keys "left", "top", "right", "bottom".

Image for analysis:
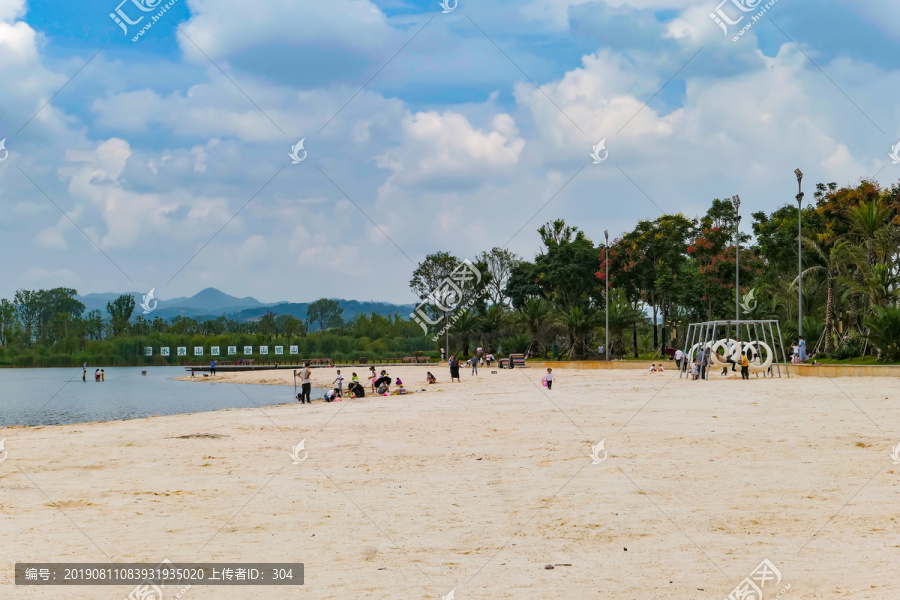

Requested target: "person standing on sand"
[
  {"left": 368, "top": 365, "right": 377, "bottom": 393},
  {"left": 210, "top": 359, "right": 216, "bottom": 376},
  {"left": 299, "top": 363, "right": 312, "bottom": 404},
  {"left": 440, "top": 347, "right": 445, "bottom": 362},
  {"left": 798, "top": 336, "right": 808, "bottom": 362},
  {"left": 696, "top": 347, "right": 707, "bottom": 380},
  {"left": 332, "top": 370, "right": 344, "bottom": 396},
  {"left": 470, "top": 355, "right": 478, "bottom": 375},
  {"left": 449, "top": 355, "right": 461, "bottom": 382}
]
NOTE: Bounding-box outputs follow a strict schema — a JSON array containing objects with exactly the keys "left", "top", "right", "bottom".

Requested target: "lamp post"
[
  {"left": 731, "top": 194, "right": 741, "bottom": 323},
  {"left": 795, "top": 168, "right": 804, "bottom": 337},
  {"left": 604, "top": 229, "right": 609, "bottom": 362}
]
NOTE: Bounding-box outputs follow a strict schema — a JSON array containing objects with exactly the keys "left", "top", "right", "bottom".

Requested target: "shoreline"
[{"left": 1, "top": 367, "right": 897, "bottom": 598}]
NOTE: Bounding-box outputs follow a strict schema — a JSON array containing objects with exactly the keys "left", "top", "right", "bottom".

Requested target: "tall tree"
[
  {"left": 307, "top": 299, "right": 342, "bottom": 333},
  {"left": 476, "top": 247, "right": 520, "bottom": 310},
  {"left": 107, "top": 294, "right": 136, "bottom": 336}
]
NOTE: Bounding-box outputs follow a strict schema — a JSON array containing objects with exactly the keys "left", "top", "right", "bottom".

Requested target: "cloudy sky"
[{"left": 0, "top": 0, "right": 897, "bottom": 305}]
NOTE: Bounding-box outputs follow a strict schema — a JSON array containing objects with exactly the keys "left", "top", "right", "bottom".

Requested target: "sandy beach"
[{"left": 2, "top": 365, "right": 898, "bottom": 599}]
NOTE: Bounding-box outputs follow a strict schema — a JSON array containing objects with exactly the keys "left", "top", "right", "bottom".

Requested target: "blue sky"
[{"left": 1, "top": 0, "right": 899, "bottom": 305}]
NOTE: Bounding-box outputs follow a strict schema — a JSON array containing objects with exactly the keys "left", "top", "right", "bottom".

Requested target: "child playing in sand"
[
  {"left": 426, "top": 371, "right": 437, "bottom": 384},
  {"left": 648, "top": 364, "right": 657, "bottom": 372},
  {"left": 657, "top": 364, "right": 665, "bottom": 372}
]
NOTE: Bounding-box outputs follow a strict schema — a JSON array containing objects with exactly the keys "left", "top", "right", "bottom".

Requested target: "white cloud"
[{"left": 376, "top": 110, "right": 525, "bottom": 187}]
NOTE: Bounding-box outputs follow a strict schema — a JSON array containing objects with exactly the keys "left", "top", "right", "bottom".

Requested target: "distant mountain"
[
  {"left": 75, "top": 289, "right": 414, "bottom": 324},
  {"left": 231, "top": 300, "right": 417, "bottom": 325},
  {"left": 164, "top": 287, "right": 266, "bottom": 311},
  {"left": 77, "top": 288, "right": 267, "bottom": 319}
]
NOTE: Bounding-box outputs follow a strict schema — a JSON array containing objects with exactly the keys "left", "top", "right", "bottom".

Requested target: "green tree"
[
  {"left": 106, "top": 294, "right": 135, "bottom": 336},
  {"left": 307, "top": 299, "right": 342, "bottom": 333}
]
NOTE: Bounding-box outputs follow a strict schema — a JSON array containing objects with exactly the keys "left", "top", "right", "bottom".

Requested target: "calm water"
[{"left": 0, "top": 367, "right": 324, "bottom": 427}]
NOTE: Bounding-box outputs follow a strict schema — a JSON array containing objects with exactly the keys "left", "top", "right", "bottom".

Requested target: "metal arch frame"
[{"left": 678, "top": 319, "right": 791, "bottom": 380}]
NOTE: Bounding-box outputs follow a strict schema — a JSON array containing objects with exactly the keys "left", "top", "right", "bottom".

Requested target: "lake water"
[{"left": 0, "top": 367, "right": 324, "bottom": 427}]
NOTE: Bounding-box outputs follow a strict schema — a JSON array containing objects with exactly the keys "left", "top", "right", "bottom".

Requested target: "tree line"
[
  {"left": 3, "top": 178, "right": 900, "bottom": 366},
  {"left": 409, "top": 179, "right": 900, "bottom": 361}
]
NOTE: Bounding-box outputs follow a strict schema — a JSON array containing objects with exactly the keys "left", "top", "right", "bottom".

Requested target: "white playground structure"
[{"left": 679, "top": 319, "right": 791, "bottom": 379}]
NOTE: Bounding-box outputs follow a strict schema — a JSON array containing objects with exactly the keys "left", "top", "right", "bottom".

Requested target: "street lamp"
[
  {"left": 731, "top": 194, "right": 741, "bottom": 323},
  {"left": 794, "top": 168, "right": 804, "bottom": 337},
  {"left": 604, "top": 229, "right": 609, "bottom": 362}
]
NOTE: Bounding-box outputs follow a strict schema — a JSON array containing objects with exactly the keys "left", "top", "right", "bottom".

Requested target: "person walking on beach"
[
  {"left": 545, "top": 367, "right": 554, "bottom": 389},
  {"left": 299, "top": 363, "right": 312, "bottom": 404},
  {"left": 440, "top": 347, "right": 446, "bottom": 362},
  {"left": 740, "top": 352, "right": 750, "bottom": 380},
  {"left": 210, "top": 359, "right": 216, "bottom": 376},
  {"left": 449, "top": 355, "right": 461, "bottom": 382},
  {"left": 82, "top": 362, "right": 87, "bottom": 381},
  {"left": 470, "top": 356, "right": 478, "bottom": 375},
  {"left": 674, "top": 348, "right": 684, "bottom": 371}
]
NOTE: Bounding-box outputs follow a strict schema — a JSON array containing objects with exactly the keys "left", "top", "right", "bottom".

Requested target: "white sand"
[{"left": 1, "top": 366, "right": 898, "bottom": 599}]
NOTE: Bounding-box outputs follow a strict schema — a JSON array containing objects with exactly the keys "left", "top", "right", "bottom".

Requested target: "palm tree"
[
  {"left": 558, "top": 305, "right": 599, "bottom": 359},
  {"left": 517, "top": 297, "right": 552, "bottom": 345},
  {"left": 478, "top": 305, "right": 504, "bottom": 350},
  {"left": 599, "top": 290, "right": 644, "bottom": 358},
  {"left": 793, "top": 237, "right": 855, "bottom": 354},
  {"left": 846, "top": 200, "right": 893, "bottom": 326},
  {"left": 451, "top": 310, "right": 480, "bottom": 357}
]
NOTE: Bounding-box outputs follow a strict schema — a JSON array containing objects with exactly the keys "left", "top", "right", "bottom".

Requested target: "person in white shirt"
[
  {"left": 674, "top": 348, "right": 684, "bottom": 370},
  {"left": 298, "top": 363, "right": 312, "bottom": 404}
]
